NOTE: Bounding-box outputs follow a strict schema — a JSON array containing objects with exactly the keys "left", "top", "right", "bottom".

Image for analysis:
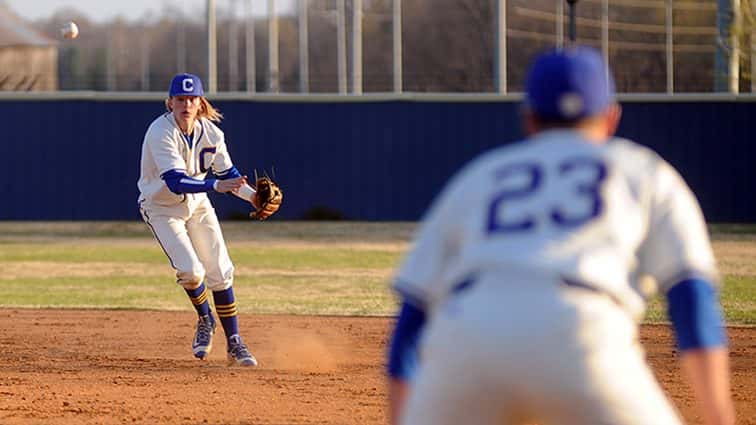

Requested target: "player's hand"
[
  {"left": 389, "top": 378, "right": 409, "bottom": 425},
  {"left": 214, "top": 176, "right": 245, "bottom": 193}
]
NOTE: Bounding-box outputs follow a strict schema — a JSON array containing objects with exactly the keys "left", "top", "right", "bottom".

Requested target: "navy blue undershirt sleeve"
[
  {"left": 215, "top": 166, "right": 242, "bottom": 180},
  {"left": 387, "top": 301, "right": 426, "bottom": 379},
  {"left": 666, "top": 278, "right": 727, "bottom": 351},
  {"left": 161, "top": 169, "right": 217, "bottom": 194}
]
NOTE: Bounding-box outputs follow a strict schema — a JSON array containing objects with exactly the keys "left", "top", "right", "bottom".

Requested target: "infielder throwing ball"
[
  {"left": 388, "top": 47, "right": 734, "bottom": 424},
  {"left": 138, "top": 73, "right": 281, "bottom": 367}
]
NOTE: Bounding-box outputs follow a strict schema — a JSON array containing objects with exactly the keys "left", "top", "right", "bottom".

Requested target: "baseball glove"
[{"left": 250, "top": 177, "right": 283, "bottom": 220}]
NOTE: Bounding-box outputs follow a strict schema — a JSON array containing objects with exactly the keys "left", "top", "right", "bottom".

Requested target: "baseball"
[{"left": 61, "top": 21, "right": 79, "bottom": 39}]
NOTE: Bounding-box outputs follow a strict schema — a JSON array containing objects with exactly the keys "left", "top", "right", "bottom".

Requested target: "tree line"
[{"left": 30, "top": 0, "right": 732, "bottom": 93}]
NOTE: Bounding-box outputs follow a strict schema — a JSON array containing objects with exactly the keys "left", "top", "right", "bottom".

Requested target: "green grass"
[
  {"left": 708, "top": 223, "right": 756, "bottom": 235},
  {"left": 232, "top": 247, "right": 400, "bottom": 269},
  {"left": 0, "top": 277, "right": 179, "bottom": 309},
  {"left": 0, "top": 244, "right": 399, "bottom": 268},
  {"left": 0, "top": 244, "right": 167, "bottom": 263},
  {"left": 233, "top": 274, "right": 395, "bottom": 315},
  {"left": 0, "top": 222, "right": 753, "bottom": 324},
  {"left": 644, "top": 276, "right": 756, "bottom": 325},
  {"left": 0, "top": 223, "right": 404, "bottom": 316},
  {"left": 0, "top": 274, "right": 396, "bottom": 315}
]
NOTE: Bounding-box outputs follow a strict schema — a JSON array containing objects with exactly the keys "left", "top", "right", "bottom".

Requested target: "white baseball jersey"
[
  {"left": 137, "top": 113, "right": 236, "bottom": 291},
  {"left": 138, "top": 112, "right": 234, "bottom": 208},
  {"left": 395, "top": 129, "right": 718, "bottom": 321},
  {"left": 395, "top": 130, "right": 718, "bottom": 425}
]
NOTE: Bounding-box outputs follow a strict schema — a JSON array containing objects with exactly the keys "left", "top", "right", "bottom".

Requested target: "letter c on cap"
[{"left": 182, "top": 78, "right": 194, "bottom": 93}]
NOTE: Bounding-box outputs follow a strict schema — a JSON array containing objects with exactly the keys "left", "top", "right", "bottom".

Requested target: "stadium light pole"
[
  {"left": 245, "top": 0, "right": 256, "bottom": 93},
  {"left": 601, "top": 0, "right": 609, "bottom": 90},
  {"left": 269, "top": 0, "right": 280, "bottom": 93},
  {"left": 715, "top": 0, "right": 740, "bottom": 92},
  {"left": 567, "top": 0, "right": 577, "bottom": 43},
  {"left": 106, "top": 30, "right": 116, "bottom": 90},
  {"left": 730, "top": 0, "right": 741, "bottom": 94},
  {"left": 752, "top": 18, "right": 756, "bottom": 92},
  {"left": 393, "top": 0, "right": 402, "bottom": 93},
  {"left": 229, "top": 0, "right": 240, "bottom": 91},
  {"left": 352, "top": 0, "right": 363, "bottom": 94},
  {"left": 337, "top": 0, "right": 347, "bottom": 94},
  {"left": 666, "top": 0, "right": 674, "bottom": 94},
  {"left": 207, "top": 0, "right": 217, "bottom": 93},
  {"left": 556, "top": 0, "right": 564, "bottom": 48},
  {"left": 496, "top": 0, "right": 506, "bottom": 93},
  {"left": 299, "top": 0, "right": 309, "bottom": 93}
]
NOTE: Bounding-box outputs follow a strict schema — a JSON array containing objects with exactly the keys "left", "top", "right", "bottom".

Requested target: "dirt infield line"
[{"left": 0, "top": 309, "right": 753, "bottom": 425}]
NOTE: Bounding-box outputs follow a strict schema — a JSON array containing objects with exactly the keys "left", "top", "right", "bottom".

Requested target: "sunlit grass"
[{"left": 0, "top": 222, "right": 752, "bottom": 324}]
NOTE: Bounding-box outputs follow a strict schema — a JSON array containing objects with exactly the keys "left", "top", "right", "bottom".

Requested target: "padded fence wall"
[{"left": 0, "top": 98, "right": 752, "bottom": 222}]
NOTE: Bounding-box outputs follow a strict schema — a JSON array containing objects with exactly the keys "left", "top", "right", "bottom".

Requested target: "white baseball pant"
[
  {"left": 139, "top": 196, "right": 234, "bottom": 291},
  {"left": 400, "top": 273, "right": 682, "bottom": 425}
]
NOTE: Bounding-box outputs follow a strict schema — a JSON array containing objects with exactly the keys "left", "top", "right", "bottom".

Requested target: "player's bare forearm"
[
  {"left": 680, "top": 348, "right": 735, "bottom": 425},
  {"left": 388, "top": 378, "right": 409, "bottom": 425},
  {"left": 215, "top": 176, "right": 245, "bottom": 193},
  {"left": 231, "top": 180, "right": 255, "bottom": 202}
]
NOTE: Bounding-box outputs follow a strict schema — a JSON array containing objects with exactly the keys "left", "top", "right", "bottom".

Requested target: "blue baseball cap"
[
  {"left": 524, "top": 46, "right": 615, "bottom": 121},
  {"left": 169, "top": 73, "right": 204, "bottom": 97}
]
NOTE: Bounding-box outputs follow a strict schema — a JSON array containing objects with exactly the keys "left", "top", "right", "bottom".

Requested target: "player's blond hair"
[
  {"left": 198, "top": 97, "right": 223, "bottom": 122},
  {"left": 165, "top": 97, "right": 224, "bottom": 122}
]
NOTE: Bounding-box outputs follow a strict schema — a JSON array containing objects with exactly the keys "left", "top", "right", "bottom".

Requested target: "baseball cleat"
[
  {"left": 226, "top": 335, "right": 258, "bottom": 367},
  {"left": 192, "top": 314, "right": 216, "bottom": 360}
]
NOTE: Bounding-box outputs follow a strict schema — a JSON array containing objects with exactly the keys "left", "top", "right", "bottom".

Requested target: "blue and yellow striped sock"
[
  {"left": 185, "top": 283, "right": 211, "bottom": 317},
  {"left": 213, "top": 287, "right": 240, "bottom": 340}
]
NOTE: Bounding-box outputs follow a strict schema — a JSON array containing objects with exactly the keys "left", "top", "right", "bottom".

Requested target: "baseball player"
[
  {"left": 387, "top": 47, "right": 735, "bottom": 425},
  {"left": 138, "top": 73, "right": 267, "bottom": 367}
]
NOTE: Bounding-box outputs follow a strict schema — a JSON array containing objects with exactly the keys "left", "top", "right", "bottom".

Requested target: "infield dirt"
[{"left": 0, "top": 309, "right": 753, "bottom": 424}]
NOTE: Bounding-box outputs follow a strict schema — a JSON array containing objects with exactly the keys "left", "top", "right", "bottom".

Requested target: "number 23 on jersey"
[{"left": 486, "top": 157, "right": 608, "bottom": 235}]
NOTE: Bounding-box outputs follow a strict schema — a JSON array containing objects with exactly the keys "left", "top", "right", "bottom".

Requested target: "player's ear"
[
  {"left": 165, "top": 98, "right": 173, "bottom": 112},
  {"left": 521, "top": 109, "right": 539, "bottom": 136},
  {"left": 605, "top": 103, "right": 622, "bottom": 137}
]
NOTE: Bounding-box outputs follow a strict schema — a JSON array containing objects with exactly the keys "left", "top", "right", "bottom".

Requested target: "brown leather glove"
[{"left": 250, "top": 177, "right": 283, "bottom": 220}]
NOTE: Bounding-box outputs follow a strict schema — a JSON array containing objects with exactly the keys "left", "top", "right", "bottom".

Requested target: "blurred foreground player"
[{"left": 387, "top": 47, "right": 734, "bottom": 425}]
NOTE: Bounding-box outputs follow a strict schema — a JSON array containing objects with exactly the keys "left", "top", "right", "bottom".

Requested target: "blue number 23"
[{"left": 486, "top": 158, "right": 608, "bottom": 234}]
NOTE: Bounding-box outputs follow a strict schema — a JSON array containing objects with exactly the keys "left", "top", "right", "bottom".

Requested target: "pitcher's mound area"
[{"left": 0, "top": 310, "right": 753, "bottom": 424}]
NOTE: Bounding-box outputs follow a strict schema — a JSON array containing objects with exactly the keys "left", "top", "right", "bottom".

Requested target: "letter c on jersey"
[
  {"left": 199, "top": 147, "right": 217, "bottom": 173},
  {"left": 182, "top": 78, "right": 194, "bottom": 93}
]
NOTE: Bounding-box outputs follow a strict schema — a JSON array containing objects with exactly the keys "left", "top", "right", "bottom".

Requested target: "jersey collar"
[{"left": 165, "top": 113, "right": 204, "bottom": 149}]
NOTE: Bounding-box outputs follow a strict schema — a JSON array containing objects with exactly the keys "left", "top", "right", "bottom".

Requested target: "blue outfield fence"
[{"left": 0, "top": 94, "right": 753, "bottom": 222}]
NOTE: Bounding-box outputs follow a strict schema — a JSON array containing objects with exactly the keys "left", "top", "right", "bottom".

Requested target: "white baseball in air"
[{"left": 61, "top": 21, "right": 79, "bottom": 39}]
